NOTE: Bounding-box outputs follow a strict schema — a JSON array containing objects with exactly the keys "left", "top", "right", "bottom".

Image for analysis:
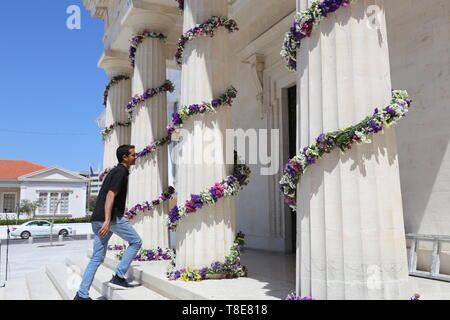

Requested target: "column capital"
[
  {"left": 123, "top": 9, "right": 175, "bottom": 35},
  {"left": 98, "top": 50, "right": 133, "bottom": 77}
]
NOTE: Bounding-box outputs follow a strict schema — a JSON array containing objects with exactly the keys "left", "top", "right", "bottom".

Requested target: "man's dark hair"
[{"left": 116, "top": 145, "right": 135, "bottom": 163}]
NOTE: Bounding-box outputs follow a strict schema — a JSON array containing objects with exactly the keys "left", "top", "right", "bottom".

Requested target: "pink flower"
[{"left": 214, "top": 183, "right": 225, "bottom": 198}]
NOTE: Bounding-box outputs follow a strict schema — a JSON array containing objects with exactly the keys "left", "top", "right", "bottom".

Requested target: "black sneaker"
[
  {"left": 109, "top": 274, "right": 134, "bottom": 289},
  {"left": 73, "top": 292, "right": 93, "bottom": 300}
]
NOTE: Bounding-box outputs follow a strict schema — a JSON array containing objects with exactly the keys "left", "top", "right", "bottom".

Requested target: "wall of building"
[
  {"left": 20, "top": 182, "right": 87, "bottom": 218},
  {"left": 386, "top": 0, "right": 450, "bottom": 236},
  {"left": 0, "top": 187, "right": 21, "bottom": 215},
  {"left": 229, "top": 2, "right": 296, "bottom": 253}
]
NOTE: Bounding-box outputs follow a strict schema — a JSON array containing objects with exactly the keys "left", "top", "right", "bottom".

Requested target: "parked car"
[{"left": 9, "top": 220, "right": 73, "bottom": 239}]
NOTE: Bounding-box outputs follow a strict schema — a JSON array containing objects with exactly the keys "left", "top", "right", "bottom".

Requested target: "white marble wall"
[{"left": 386, "top": 0, "right": 450, "bottom": 237}]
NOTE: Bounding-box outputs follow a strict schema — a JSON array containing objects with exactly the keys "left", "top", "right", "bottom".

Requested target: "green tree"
[
  {"left": 88, "top": 196, "right": 97, "bottom": 212},
  {"left": 18, "top": 199, "right": 44, "bottom": 220}
]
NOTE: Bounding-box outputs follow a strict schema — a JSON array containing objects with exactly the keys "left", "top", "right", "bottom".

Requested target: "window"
[
  {"left": 39, "top": 193, "right": 48, "bottom": 214},
  {"left": 27, "top": 221, "right": 39, "bottom": 226},
  {"left": 38, "top": 221, "right": 51, "bottom": 226},
  {"left": 49, "top": 193, "right": 59, "bottom": 214},
  {"left": 60, "top": 193, "right": 69, "bottom": 214},
  {"left": 36, "top": 191, "right": 71, "bottom": 215},
  {"left": 3, "top": 194, "right": 16, "bottom": 213}
]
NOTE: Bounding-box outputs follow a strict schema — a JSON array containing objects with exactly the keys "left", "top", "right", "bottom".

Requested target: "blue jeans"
[{"left": 77, "top": 216, "right": 142, "bottom": 298}]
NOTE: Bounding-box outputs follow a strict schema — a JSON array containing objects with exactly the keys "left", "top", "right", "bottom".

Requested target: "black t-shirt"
[{"left": 90, "top": 164, "right": 129, "bottom": 222}]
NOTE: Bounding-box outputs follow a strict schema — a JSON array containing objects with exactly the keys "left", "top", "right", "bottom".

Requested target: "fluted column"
[
  {"left": 176, "top": 0, "right": 236, "bottom": 269},
  {"left": 295, "top": 0, "right": 409, "bottom": 299},
  {"left": 100, "top": 52, "right": 133, "bottom": 248},
  {"left": 126, "top": 11, "right": 174, "bottom": 249}
]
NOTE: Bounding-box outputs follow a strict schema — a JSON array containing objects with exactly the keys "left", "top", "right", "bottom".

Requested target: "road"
[{"left": 0, "top": 234, "right": 93, "bottom": 246}]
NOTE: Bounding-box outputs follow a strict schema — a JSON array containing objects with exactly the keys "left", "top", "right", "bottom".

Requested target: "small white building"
[{"left": 0, "top": 160, "right": 88, "bottom": 219}]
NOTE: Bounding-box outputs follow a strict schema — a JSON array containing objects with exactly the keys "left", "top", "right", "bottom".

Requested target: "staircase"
[
  {"left": 0, "top": 249, "right": 172, "bottom": 300},
  {"left": 0, "top": 247, "right": 297, "bottom": 300}
]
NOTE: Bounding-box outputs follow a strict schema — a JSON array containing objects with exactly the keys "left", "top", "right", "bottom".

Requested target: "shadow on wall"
[{"left": 386, "top": 0, "right": 450, "bottom": 235}]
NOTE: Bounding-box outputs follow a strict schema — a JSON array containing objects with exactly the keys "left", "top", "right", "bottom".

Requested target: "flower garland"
[
  {"left": 281, "top": 0, "right": 358, "bottom": 71},
  {"left": 103, "top": 75, "right": 130, "bottom": 107},
  {"left": 279, "top": 90, "right": 412, "bottom": 211},
  {"left": 175, "top": 0, "right": 183, "bottom": 11},
  {"left": 125, "top": 80, "right": 175, "bottom": 117},
  {"left": 124, "top": 186, "right": 176, "bottom": 220},
  {"left": 135, "top": 86, "right": 238, "bottom": 160},
  {"left": 175, "top": 16, "right": 239, "bottom": 65},
  {"left": 285, "top": 293, "right": 420, "bottom": 300},
  {"left": 167, "top": 232, "right": 247, "bottom": 282},
  {"left": 108, "top": 245, "right": 126, "bottom": 251},
  {"left": 129, "top": 30, "right": 167, "bottom": 67},
  {"left": 116, "top": 246, "right": 174, "bottom": 262},
  {"left": 410, "top": 293, "right": 421, "bottom": 300},
  {"left": 101, "top": 121, "right": 131, "bottom": 141},
  {"left": 167, "top": 156, "right": 251, "bottom": 231},
  {"left": 285, "top": 293, "right": 314, "bottom": 300}
]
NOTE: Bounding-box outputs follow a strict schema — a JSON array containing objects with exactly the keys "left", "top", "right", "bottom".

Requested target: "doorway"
[{"left": 287, "top": 86, "right": 297, "bottom": 252}]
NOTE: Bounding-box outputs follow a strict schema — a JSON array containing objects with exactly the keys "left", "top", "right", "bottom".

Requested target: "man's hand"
[{"left": 99, "top": 221, "right": 111, "bottom": 238}]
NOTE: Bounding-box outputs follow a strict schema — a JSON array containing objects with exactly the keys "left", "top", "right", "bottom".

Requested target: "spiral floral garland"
[
  {"left": 281, "top": 0, "right": 358, "bottom": 71},
  {"left": 101, "top": 121, "right": 131, "bottom": 141},
  {"left": 167, "top": 157, "right": 251, "bottom": 231},
  {"left": 125, "top": 80, "right": 175, "bottom": 117},
  {"left": 116, "top": 247, "right": 174, "bottom": 262},
  {"left": 279, "top": 90, "right": 412, "bottom": 211},
  {"left": 167, "top": 232, "right": 247, "bottom": 282},
  {"left": 129, "top": 30, "right": 167, "bottom": 67},
  {"left": 175, "top": 16, "right": 239, "bottom": 65},
  {"left": 103, "top": 75, "right": 130, "bottom": 107},
  {"left": 135, "top": 86, "right": 238, "bottom": 160},
  {"left": 124, "top": 186, "right": 175, "bottom": 220}
]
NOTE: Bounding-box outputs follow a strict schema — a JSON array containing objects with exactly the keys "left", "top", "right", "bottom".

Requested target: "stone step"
[
  {"left": 0, "top": 278, "right": 30, "bottom": 300},
  {"left": 88, "top": 249, "right": 208, "bottom": 300},
  {"left": 66, "top": 255, "right": 168, "bottom": 300},
  {"left": 45, "top": 263, "right": 104, "bottom": 300},
  {"left": 26, "top": 272, "right": 62, "bottom": 300}
]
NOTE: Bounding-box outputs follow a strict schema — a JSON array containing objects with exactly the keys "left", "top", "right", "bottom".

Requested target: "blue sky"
[{"left": 0, "top": 1, "right": 116, "bottom": 172}]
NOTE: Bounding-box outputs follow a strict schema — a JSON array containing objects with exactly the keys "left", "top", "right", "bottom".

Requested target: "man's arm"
[{"left": 99, "top": 190, "right": 118, "bottom": 237}]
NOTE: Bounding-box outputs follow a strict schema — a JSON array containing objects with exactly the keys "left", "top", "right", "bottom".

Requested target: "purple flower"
[
  {"left": 191, "top": 194, "right": 204, "bottom": 209},
  {"left": 168, "top": 206, "right": 180, "bottom": 223},
  {"left": 384, "top": 106, "right": 396, "bottom": 119},
  {"left": 188, "top": 104, "right": 200, "bottom": 113},
  {"left": 212, "top": 99, "right": 220, "bottom": 107},
  {"left": 368, "top": 121, "right": 383, "bottom": 133},
  {"left": 172, "top": 113, "right": 182, "bottom": 126}
]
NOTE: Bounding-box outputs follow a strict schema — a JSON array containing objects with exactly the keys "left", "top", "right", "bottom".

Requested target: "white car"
[{"left": 9, "top": 220, "right": 73, "bottom": 239}]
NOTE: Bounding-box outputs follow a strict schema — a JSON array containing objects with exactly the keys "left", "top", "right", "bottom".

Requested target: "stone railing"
[{"left": 406, "top": 233, "right": 450, "bottom": 282}]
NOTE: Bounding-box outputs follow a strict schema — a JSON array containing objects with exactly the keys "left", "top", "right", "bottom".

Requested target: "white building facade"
[
  {"left": 84, "top": 0, "right": 450, "bottom": 299},
  {"left": 0, "top": 163, "right": 88, "bottom": 219}
]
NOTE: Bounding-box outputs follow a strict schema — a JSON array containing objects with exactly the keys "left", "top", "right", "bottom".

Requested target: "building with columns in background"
[{"left": 82, "top": 0, "right": 450, "bottom": 299}]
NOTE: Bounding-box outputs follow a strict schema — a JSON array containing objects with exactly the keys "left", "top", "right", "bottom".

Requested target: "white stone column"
[
  {"left": 295, "top": 0, "right": 409, "bottom": 299},
  {"left": 175, "top": 0, "right": 236, "bottom": 269},
  {"left": 100, "top": 52, "right": 133, "bottom": 169},
  {"left": 126, "top": 11, "right": 174, "bottom": 250},
  {"left": 99, "top": 52, "right": 133, "bottom": 248}
]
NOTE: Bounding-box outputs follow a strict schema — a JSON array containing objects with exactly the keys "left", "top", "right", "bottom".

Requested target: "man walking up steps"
[{"left": 74, "top": 145, "right": 142, "bottom": 300}]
